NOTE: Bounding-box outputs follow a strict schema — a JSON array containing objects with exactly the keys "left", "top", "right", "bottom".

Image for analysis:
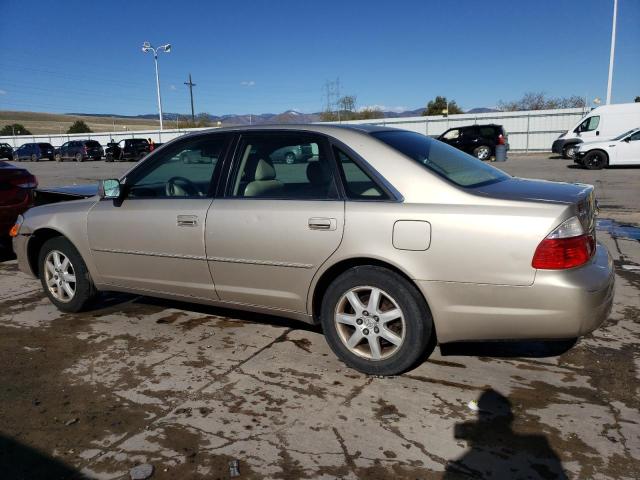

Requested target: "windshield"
[
  {"left": 372, "top": 130, "right": 509, "bottom": 187},
  {"left": 612, "top": 129, "right": 639, "bottom": 141}
]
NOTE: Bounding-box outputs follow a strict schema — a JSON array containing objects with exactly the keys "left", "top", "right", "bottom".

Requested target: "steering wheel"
[{"left": 165, "top": 176, "right": 203, "bottom": 197}]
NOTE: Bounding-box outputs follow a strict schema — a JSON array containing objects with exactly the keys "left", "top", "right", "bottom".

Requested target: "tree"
[
  {"left": 0, "top": 123, "right": 31, "bottom": 136},
  {"left": 67, "top": 120, "right": 92, "bottom": 134},
  {"left": 635, "top": 96, "right": 640, "bottom": 103},
  {"left": 357, "top": 107, "right": 385, "bottom": 120},
  {"left": 498, "top": 92, "right": 586, "bottom": 111},
  {"left": 422, "top": 96, "right": 463, "bottom": 116}
]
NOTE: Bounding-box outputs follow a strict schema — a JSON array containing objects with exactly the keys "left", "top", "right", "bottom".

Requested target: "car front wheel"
[
  {"left": 563, "top": 144, "right": 578, "bottom": 159},
  {"left": 38, "top": 237, "right": 97, "bottom": 312},
  {"left": 320, "top": 266, "right": 433, "bottom": 375},
  {"left": 583, "top": 150, "right": 608, "bottom": 170}
]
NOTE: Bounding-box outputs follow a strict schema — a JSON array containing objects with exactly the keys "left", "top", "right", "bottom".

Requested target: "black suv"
[
  {"left": 105, "top": 138, "right": 150, "bottom": 162},
  {"left": 437, "top": 124, "right": 508, "bottom": 160},
  {"left": 55, "top": 140, "right": 104, "bottom": 162},
  {"left": 12, "top": 143, "right": 56, "bottom": 162},
  {"left": 0, "top": 143, "right": 13, "bottom": 160}
]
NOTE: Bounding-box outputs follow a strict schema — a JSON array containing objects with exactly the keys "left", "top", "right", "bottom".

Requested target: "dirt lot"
[{"left": 1, "top": 153, "right": 639, "bottom": 479}]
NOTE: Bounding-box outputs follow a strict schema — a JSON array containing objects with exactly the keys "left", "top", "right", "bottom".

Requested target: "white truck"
[{"left": 552, "top": 103, "right": 640, "bottom": 159}]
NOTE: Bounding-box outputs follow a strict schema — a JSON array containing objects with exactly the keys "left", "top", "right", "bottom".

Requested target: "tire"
[
  {"left": 31, "top": 154, "right": 38, "bottom": 162},
  {"left": 473, "top": 145, "right": 491, "bottom": 161},
  {"left": 562, "top": 144, "right": 578, "bottom": 160},
  {"left": 75, "top": 152, "right": 83, "bottom": 162},
  {"left": 284, "top": 152, "right": 296, "bottom": 165},
  {"left": 55, "top": 153, "right": 62, "bottom": 162},
  {"left": 38, "top": 237, "right": 97, "bottom": 313},
  {"left": 583, "top": 150, "right": 608, "bottom": 170},
  {"left": 105, "top": 153, "right": 113, "bottom": 162},
  {"left": 320, "top": 266, "right": 433, "bottom": 376}
]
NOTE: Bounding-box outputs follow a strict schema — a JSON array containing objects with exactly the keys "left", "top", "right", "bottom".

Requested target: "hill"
[{"left": 0, "top": 111, "right": 160, "bottom": 135}]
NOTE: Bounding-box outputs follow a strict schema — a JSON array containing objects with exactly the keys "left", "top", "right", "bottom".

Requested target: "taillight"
[
  {"left": 498, "top": 134, "right": 506, "bottom": 145},
  {"left": 10, "top": 174, "right": 38, "bottom": 189},
  {"left": 532, "top": 217, "right": 595, "bottom": 269}
]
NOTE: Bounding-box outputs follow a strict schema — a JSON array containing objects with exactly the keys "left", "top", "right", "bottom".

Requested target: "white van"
[{"left": 552, "top": 103, "right": 640, "bottom": 158}]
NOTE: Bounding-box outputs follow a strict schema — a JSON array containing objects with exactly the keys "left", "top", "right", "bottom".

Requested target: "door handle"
[
  {"left": 308, "top": 217, "right": 336, "bottom": 231},
  {"left": 177, "top": 215, "right": 198, "bottom": 227}
]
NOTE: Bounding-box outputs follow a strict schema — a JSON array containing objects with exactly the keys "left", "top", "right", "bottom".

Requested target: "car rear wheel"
[
  {"left": 473, "top": 145, "right": 491, "bottom": 161},
  {"left": 38, "top": 237, "right": 97, "bottom": 313},
  {"left": 320, "top": 266, "right": 433, "bottom": 375},
  {"left": 583, "top": 150, "right": 608, "bottom": 170}
]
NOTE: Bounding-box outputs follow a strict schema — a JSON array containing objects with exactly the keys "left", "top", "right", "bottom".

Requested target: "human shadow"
[
  {"left": 443, "top": 389, "right": 567, "bottom": 479},
  {"left": 0, "top": 433, "right": 87, "bottom": 479}
]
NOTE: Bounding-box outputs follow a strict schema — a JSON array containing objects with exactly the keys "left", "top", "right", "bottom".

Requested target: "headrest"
[
  {"left": 254, "top": 158, "right": 276, "bottom": 181},
  {"left": 306, "top": 161, "right": 331, "bottom": 185}
]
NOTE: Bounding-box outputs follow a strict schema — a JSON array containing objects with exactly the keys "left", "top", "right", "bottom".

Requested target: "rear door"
[
  {"left": 87, "top": 133, "right": 230, "bottom": 299},
  {"left": 205, "top": 131, "right": 344, "bottom": 313}
]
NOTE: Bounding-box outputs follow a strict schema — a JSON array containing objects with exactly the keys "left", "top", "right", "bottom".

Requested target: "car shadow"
[
  {"left": 0, "top": 434, "right": 87, "bottom": 479},
  {"left": 439, "top": 339, "right": 577, "bottom": 358},
  {"left": 91, "top": 292, "right": 322, "bottom": 334},
  {"left": 444, "top": 389, "right": 568, "bottom": 479}
]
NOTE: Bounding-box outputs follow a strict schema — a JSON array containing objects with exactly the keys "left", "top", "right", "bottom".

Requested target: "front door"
[
  {"left": 87, "top": 133, "right": 230, "bottom": 300},
  {"left": 206, "top": 132, "right": 344, "bottom": 313}
]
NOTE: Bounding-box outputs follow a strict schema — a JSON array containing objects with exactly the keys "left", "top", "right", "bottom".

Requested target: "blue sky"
[{"left": 0, "top": 0, "right": 638, "bottom": 116}]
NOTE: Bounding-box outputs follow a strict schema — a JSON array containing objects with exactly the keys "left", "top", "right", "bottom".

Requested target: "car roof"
[{"left": 185, "top": 123, "right": 399, "bottom": 138}]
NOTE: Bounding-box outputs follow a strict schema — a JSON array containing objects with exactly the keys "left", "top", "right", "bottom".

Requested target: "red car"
[{"left": 0, "top": 161, "right": 37, "bottom": 247}]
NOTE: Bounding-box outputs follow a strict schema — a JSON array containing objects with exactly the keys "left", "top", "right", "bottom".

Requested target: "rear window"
[{"left": 372, "top": 130, "right": 509, "bottom": 188}]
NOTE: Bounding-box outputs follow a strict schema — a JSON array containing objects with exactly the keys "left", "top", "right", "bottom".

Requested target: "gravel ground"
[{"left": 1, "top": 153, "right": 639, "bottom": 479}]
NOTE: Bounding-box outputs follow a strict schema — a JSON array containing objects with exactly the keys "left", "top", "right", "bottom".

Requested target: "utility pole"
[
  {"left": 606, "top": 0, "right": 618, "bottom": 104},
  {"left": 184, "top": 73, "right": 196, "bottom": 122}
]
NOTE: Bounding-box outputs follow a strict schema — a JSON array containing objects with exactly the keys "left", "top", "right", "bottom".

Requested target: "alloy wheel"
[
  {"left": 44, "top": 250, "right": 76, "bottom": 303},
  {"left": 476, "top": 147, "right": 490, "bottom": 160},
  {"left": 334, "top": 286, "right": 405, "bottom": 361}
]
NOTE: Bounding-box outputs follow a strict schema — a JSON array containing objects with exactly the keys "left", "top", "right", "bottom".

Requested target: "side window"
[
  {"left": 442, "top": 129, "right": 460, "bottom": 140},
  {"left": 478, "top": 126, "right": 496, "bottom": 138},
  {"left": 334, "top": 148, "right": 386, "bottom": 200},
  {"left": 230, "top": 134, "right": 338, "bottom": 200},
  {"left": 127, "top": 135, "right": 227, "bottom": 199},
  {"left": 628, "top": 132, "right": 640, "bottom": 141},
  {"left": 577, "top": 116, "right": 600, "bottom": 132}
]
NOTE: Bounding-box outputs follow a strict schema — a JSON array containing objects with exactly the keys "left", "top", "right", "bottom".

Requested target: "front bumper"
[
  {"left": 418, "top": 244, "right": 615, "bottom": 343},
  {"left": 12, "top": 233, "right": 33, "bottom": 276}
]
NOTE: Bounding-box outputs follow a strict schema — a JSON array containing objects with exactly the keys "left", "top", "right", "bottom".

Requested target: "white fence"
[
  {"left": 0, "top": 107, "right": 590, "bottom": 151},
  {"left": 340, "top": 107, "right": 589, "bottom": 151}
]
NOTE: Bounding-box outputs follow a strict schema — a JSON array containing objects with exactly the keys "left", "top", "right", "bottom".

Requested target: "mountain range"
[{"left": 67, "top": 107, "right": 498, "bottom": 126}]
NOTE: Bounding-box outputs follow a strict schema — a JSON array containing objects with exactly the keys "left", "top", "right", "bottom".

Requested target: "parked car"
[
  {"left": 105, "top": 138, "right": 150, "bottom": 162},
  {"left": 0, "top": 161, "right": 37, "bottom": 247},
  {"left": 55, "top": 140, "right": 104, "bottom": 162},
  {"left": 574, "top": 127, "right": 640, "bottom": 169},
  {"left": 11, "top": 125, "right": 614, "bottom": 376},
  {"left": 437, "top": 124, "right": 508, "bottom": 160},
  {"left": 270, "top": 143, "right": 319, "bottom": 164},
  {"left": 0, "top": 143, "right": 14, "bottom": 160},
  {"left": 552, "top": 102, "right": 640, "bottom": 159},
  {"left": 12, "top": 143, "right": 56, "bottom": 162}
]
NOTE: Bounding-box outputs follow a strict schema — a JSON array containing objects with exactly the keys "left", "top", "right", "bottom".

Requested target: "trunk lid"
[{"left": 470, "top": 177, "right": 597, "bottom": 232}]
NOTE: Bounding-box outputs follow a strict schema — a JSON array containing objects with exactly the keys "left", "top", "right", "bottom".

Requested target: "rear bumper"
[{"left": 418, "top": 244, "right": 615, "bottom": 343}]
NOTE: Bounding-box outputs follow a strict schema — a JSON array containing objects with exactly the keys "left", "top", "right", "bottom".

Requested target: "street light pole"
[
  {"left": 606, "top": 0, "right": 618, "bottom": 105},
  {"left": 142, "top": 42, "right": 171, "bottom": 130}
]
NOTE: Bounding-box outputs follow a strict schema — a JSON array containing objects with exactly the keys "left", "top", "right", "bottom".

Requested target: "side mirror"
[{"left": 98, "top": 179, "right": 121, "bottom": 199}]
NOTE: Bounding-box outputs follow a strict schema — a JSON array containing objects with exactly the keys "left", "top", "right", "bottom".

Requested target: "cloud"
[
  {"left": 170, "top": 84, "right": 177, "bottom": 90},
  {"left": 240, "top": 80, "right": 256, "bottom": 87},
  {"left": 0, "top": 89, "right": 6, "bottom": 95}
]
